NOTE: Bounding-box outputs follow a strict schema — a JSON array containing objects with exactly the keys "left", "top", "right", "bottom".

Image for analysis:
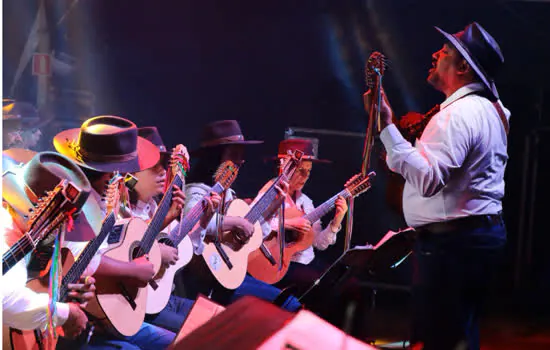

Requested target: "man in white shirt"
[{"left": 369, "top": 22, "right": 509, "bottom": 349}]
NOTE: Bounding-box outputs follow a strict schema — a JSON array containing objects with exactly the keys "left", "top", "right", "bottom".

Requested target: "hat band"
[
  {"left": 201, "top": 134, "right": 245, "bottom": 147},
  {"left": 69, "top": 141, "right": 138, "bottom": 163},
  {"left": 277, "top": 153, "right": 316, "bottom": 160}
]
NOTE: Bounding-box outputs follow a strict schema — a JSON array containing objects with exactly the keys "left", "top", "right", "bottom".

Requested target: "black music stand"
[{"left": 295, "top": 228, "right": 417, "bottom": 306}]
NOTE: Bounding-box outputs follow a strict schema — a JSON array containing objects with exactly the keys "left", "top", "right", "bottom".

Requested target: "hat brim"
[
  {"left": 190, "top": 140, "right": 264, "bottom": 157},
  {"left": 3, "top": 148, "right": 37, "bottom": 165},
  {"left": 2, "top": 167, "right": 101, "bottom": 241},
  {"left": 435, "top": 26, "right": 499, "bottom": 100},
  {"left": 53, "top": 128, "right": 161, "bottom": 173}
]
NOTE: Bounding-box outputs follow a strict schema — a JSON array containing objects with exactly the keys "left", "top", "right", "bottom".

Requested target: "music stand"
[{"left": 296, "top": 228, "right": 416, "bottom": 305}]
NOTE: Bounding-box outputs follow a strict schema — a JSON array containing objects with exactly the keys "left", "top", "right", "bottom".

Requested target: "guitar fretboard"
[
  {"left": 245, "top": 175, "right": 289, "bottom": 224},
  {"left": 60, "top": 212, "right": 116, "bottom": 301},
  {"left": 2, "top": 235, "right": 35, "bottom": 274},
  {"left": 304, "top": 189, "right": 351, "bottom": 224},
  {"left": 137, "top": 175, "right": 183, "bottom": 257},
  {"left": 2, "top": 191, "right": 68, "bottom": 275},
  {"left": 169, "top": 183, "right": 225, "bottom": 246}
]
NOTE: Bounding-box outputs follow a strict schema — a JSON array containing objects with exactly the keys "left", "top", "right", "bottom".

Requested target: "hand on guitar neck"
[
  {"left": 363, "top": 88, "right": 395, "bottom": 131},
  {"left": 160, "top": 184, "right": 186, "bottom": 231},
  {"left": 66, "top": 275, "right": 97, "bottom": 307}
]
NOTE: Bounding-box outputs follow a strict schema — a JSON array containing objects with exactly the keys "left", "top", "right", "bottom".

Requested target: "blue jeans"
[
  {"left": 81, "top": 322, "right": 175, "bottom": 350},
  {"left": 411, "top": 220, "right": 506, "bottom": 350},
  {"left": 145, "top": 295, "right": 194, "bottom": 333},
  {"left": 230, "top": 275, "right": 302, "bottom": 312}
]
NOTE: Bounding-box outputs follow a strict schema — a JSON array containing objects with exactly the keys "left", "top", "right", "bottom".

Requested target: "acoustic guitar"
[
  {"left": 247, "top": 172, "right": 373, "bottom": 284},
  {"left": 201, "top": 150, "right": 303, "bottom": 289},
  {"left": 146, "top": 160, "right": 240, "bottom": 314},
  {"left": 6, "top": 174, "right": 120, "bottom": 350},
  {"left": 2, "top": 179, "right": 85, "bottom": 275},
  {"left": 87, "top": 159, "right": 185, "bottom": 336}
]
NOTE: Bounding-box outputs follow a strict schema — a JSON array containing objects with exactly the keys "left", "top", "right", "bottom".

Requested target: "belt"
[{"left": 416, "top": 213, "right": 504, "bottom": 235}]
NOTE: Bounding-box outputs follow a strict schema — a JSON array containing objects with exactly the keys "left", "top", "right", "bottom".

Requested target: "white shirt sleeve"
[
  {"left": 183, "top": 184, "right": 210, "bottom": 255},
  {"left": 379, "top": 106, "right": 474, "bottom": 198},
  {"left": 1, "top": 207, "right": 70, "bottom": 330},
  {"left": 300, "top": 197, "right": 338, "bottom": 250}
]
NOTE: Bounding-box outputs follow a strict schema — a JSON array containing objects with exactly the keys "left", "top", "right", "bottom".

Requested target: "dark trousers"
[{"left": 411, "top": 220, "right": 506, "bottom": 350}]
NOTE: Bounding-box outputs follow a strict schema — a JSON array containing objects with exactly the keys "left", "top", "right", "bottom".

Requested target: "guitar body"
[
  {"left": 247, "top": 207, "right": 314, "bottom": 284},
  {"left": 8, "top": 248, "right": 74, "bottom": 350},
  {"left": 145, "top": 235, "right": 193, "bottom": 314},
  {"left": 85, "top": 218, "right": 162, "bottom": 337},
  {"left": 201, "top": 199, "right": 263, "bottom": 290}
]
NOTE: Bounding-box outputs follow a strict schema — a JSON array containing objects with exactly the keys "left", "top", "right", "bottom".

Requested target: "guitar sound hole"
[{"left": 129, "top": 241, "right": 143, "bottom": 261}]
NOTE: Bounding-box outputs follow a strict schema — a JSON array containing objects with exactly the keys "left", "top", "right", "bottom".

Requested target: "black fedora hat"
[
  {"left": 53, "top": 115, "right": 160, "bottom": 173},
  {"left": 2, "top": 151, "right": 102, "bottom": 241},
  {"left": 191, "top": 120, "right": 263, "bottom": 156},
  {"left": 271, "top": 138, "right": 331, "bottom": 164},
  {"left": 435, "top": 22, "right": 504, "bottom": 100}
]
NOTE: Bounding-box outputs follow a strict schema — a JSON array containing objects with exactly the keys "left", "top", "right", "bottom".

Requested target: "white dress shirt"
[
  {"left": 253, "top": 180, "right": 340, "bottom": 265},
  {"left": 380, "top": 83, "right": 510, "bottom": 228},
  {"left": 1, "top": 206, "right": 70, "bottom": 330}
]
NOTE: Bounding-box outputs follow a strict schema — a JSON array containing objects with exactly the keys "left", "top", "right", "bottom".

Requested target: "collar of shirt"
[{"left": 440, "top": 82, "right": 485, "bottom": 110}]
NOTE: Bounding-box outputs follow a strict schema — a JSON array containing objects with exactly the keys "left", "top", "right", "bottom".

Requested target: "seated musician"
[
  {"left": 253, "top": 138, "right": 348, "bottom": 290},
  {"left": 175, "top": 120, "right": 301, "bottom": 311},
  {"left": 53, "top": 116, "right": 177, "bottom": 348},
  {"left": 2, "top": 151, "right": 98, "bottom": 344},
  {"left": 129, "top": 127, "right": 221, "bottom": 333}
]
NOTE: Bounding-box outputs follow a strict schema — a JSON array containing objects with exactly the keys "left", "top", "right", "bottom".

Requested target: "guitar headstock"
[
  {"left": 171, "top": 144, "right": 190, "bottom": 177},
  {"left": 365, "top": 51, "right": 388, "bottom": 89},
  {"left": 27, "top": 180, "right": 66, "bottom": 227},
  {"left": 279, "top": 149, "right": 304, "bottom": 180},
  {"left": 104, "top": 172, "right": 125, "bottom": 216},
  {"left": 345, "top": 171, "right": 376, "bottom": 197},
  {"left": 214, "top": 160, "right": 240, "bottom": 190}
]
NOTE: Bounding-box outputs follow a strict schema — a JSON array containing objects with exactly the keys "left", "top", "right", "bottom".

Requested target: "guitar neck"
[
  {"left": 2, "top": 192, "right": 69, "bottom": 275},
  {"left": 59, "top": 212, "right": 116, "bottom": 300},
  {"left": 2, "top": 235, "right": 35, "bottom": 274},
  {"left": 304, "top": 189, "right": 351, "bottom": 224},
  {"left": 245, "top": 176, "right": 288, "bottom": 224},
  {"left": 138, "top": 175, "right": 183, "bottom": 256},
  {"left": 170, "top": 182, "right": 225, "bottom": 246}
]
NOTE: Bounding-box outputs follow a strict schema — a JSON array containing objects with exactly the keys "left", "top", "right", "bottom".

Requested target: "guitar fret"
[
  {"left": 170, "top": 183, "right": 225, "bottom": 246},
  {"left": 304, "top": 190, "right": 351, "bottom": 224},
  {"left": 60, "top": 212, "right": 116, "bottom": 300},
  {"left": 138, "top": 175, "right": 183, "bottom": 257}
]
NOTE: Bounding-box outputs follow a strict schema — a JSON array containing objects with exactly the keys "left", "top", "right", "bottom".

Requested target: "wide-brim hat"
[
  {"left": 2, "top": 151, "right": 102, "bottom": 241},
  {"left": 53, "top": 115, "right": 160, "bottom": 173},
  {"left": 3, "top": 99, "right": 23, "bottom": 130},
  {"left": 435, "top": 22, "right": 504, "bottom": 100},
  {"left": 270, "top": 138, "right": 331, "bottom": 164},
  {"left": 190, "top": 120, "right": 263, "bottom": 156},
  {"left": 2, "top": 148, "right": 37, "bottom": 172},
  {"left": 138, "top": 126, "right": 170, "bottom": 169}
]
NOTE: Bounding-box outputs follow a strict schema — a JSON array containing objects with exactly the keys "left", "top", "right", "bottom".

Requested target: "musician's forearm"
[{"left": 94, "top": 256, "right": 138, "bottom": 279}]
